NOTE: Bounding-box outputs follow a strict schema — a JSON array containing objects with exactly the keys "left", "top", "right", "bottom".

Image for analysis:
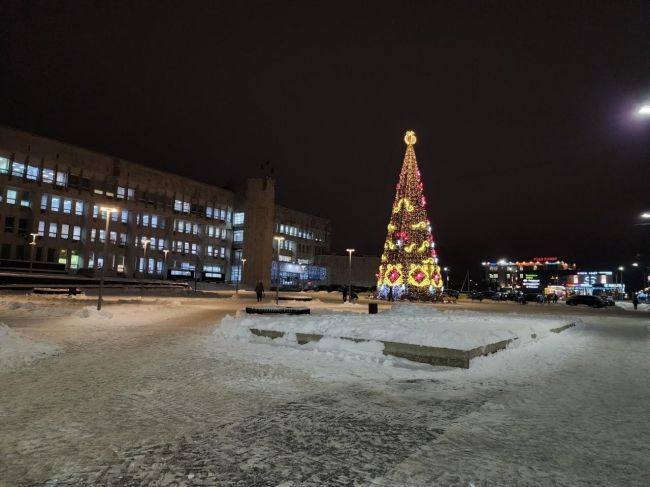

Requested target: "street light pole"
[
  {"left": 346, "top": 248, "right": 355, "bottom": 302},
  {"left": 140, "top": 237, "right": 150, "bottom": 298},
  {"left": 274, "top": 236, "right": 284, "bottom": 305},
  {"left": 443, "top": 267, "right": 450, "bottom": 289},
  {"left": 163, "top": 249, "right": 170, "bottom": 279},
  {"left": 98, "top": 207, "right": 118, "bottom": 311},
  {"left": 29, "top": 233, "right": 38, "bottom": 273},
  {"left": 236, "top": 257, "right": 246, "bottom": 294}
]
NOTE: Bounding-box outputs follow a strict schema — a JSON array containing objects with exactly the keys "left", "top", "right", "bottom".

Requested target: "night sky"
[{"left": 2, "top": 1, "right": 650, "bottom": 280}]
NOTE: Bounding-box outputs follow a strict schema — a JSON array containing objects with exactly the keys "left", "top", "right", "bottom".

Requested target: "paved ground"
[{"left": 1, "top": 292, "right": 649, "bottom": 486}]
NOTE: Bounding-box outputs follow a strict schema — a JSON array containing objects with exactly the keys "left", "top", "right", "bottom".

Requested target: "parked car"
[
  {"left": 444, "top": 289, "right": 460, "bottom": 299},
  {"left": 566, "top": 295, "right": 606, "bottom": 308}
]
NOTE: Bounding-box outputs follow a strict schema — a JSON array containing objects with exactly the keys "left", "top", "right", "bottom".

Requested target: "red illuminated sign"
[{"left": 531, "top": 257, "right": 558, "bottom": 262}]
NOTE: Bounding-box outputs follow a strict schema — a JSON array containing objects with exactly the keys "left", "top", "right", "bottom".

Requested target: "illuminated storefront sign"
[{"left": 523, "top": 273, "right": 540, "bottom": 289}]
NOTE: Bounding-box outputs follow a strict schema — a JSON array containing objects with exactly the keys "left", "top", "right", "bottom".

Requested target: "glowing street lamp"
[
  {"left": 632, "top": 262, "right": 639, "bottom": 267},
  {"left": 274, "top": 236, "right": 284, "bottom": 304},
  {"left": 235, "top": 257, "right": 246, "bottom": 295},
  {"left": 638, "top": 105, "right": 650, "bottom": 116},
  {"left": 163, "top": 249, "right": 170, "bottom": 279},
  {"left": 346, "top": 248, "right": 355, "bottom": 302},
  {"left": 97, "top": 207, "right": 119, "bottom": 311},
  {"left": 443, "top": 267, "right": 450, "bottom": 289},
  {"left": 29, "top": 232, "right": 38, "bottom": 273}
]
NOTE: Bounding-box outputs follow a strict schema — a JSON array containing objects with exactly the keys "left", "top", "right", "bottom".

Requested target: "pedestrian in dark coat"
[
  {"left": 633, "top": 295, "right": 639, "bottom": 310},
  {"left": 342, "top": 287, "right": 348, "bottom": 302},
  {"left": 388, "top": 286, "right": 394, "bottom": 302},
  {"left": 255, "top": 280, "right": 264, "bottom": 302}
]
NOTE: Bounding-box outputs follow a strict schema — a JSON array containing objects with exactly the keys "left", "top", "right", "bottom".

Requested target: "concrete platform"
[{"left": 249, "top": 323, "right": 576, "bottom": 368}]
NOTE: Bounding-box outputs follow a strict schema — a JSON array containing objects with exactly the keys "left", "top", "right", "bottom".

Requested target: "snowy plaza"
[{"left": 1, "top": 291, "right": 649, "bottom": 486}]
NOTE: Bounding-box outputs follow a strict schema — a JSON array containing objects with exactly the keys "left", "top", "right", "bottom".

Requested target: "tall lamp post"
[
  {"left": 235, "top": 258, "right": 246, "bottom": 294},
  {"left": 443, "top": 267, "right": 450, "bottom": 289},
  {"left": 163, "top": 249, "right": 170, "bottom": 279},
  {"left": 140, "top": 237, "right": 150, "bottom": 297},
  {"left": 274, "top": 236, "right": 284, "bottom": 304},
  {"left": 346, "top": 248, "right": 355, "bottom": 302},
  {"left": 29, "top": 232, "right": 38, "bottom": 272},
  {"left": 98, "top": 207, "right": 118, "bottom": 311}
]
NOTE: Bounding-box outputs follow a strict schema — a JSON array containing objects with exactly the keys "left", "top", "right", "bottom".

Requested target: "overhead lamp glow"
[
  {"left": 642, "top": 212, "right": 650, "bottom": 218},
  {"left": 638, "top": 105, "right": 650, "bottom": 116}
]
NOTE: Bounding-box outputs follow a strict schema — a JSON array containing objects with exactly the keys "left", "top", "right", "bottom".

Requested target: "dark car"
[
  {"left": 566, "top": 295, "right": 606, "bottom": 308},
  {"left": 444, "top": 289, "right": 461, "bottom": 299}
]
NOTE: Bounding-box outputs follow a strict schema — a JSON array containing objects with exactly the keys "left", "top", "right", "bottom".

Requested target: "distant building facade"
[
  {"left": 231, "top": 178, "right": 331, "bottom": 290},
  {"left": 0, "top": 126, "right": 330, "bottom": 286},
  {"left": 314, "top": 253, "right": 381, "bottom": 288},
  {"left": 482, "top": 257, "right": 577, "bottom": 292}
]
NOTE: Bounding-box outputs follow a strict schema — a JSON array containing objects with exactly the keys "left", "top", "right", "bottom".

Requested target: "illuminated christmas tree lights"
[{"left": 377, "top": 130, "right": 443, "bottom": 300}]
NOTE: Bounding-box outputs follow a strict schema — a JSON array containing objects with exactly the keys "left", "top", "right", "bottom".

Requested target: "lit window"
[
  {"left": 63, "top": 199, "right": 72, "bottom": 214},
  {"left": 117, "top": 186, "right": 125, "bottom": 199},
  {"left": 26, "top": 165, "right": 39, "bottom": 181},
  {"left": 94, "top": 189, "right": 104, "bottom": 195},
  {"left": 183, "top": 202, "right": 190, "bottom": 214},
  {"left": 6, "top": 189, "right": 17, "bottom": 205},
  {"left": 151, "top": 215, "right": 158, "bottom": 228},
  {"left": 40, "top": 195, "right": 48, "bottom": 210},
  {"left": 110, "top": 231, "right": 117, "bottom": 244},
  {"left": 233, "top": 230, "right": 244, "bottom": 242},
  {"left": 20, "top": 192, "right": 30, "bottom": 207},
  {"left": 11, "top": 161, "right": 25, "bottom": 177},
  {"left": 143, "top": 214, "right": 150, "bottom": 227},
  {"left": 42, "top": 168, "right": 55, "bottom": 183},
  {"left": 206, "top": 206, "right": 213, "bottom": 218},
  {"left": 93, "top": 205, "right": 99, "bottom": 219},
  {"left": 90, "top": 229, "right": 96, "bottom": 242},
  {"left": 72, "top": 226, "right": 81, "bottom": 241},
  {"left": 55, "top": 171, "right": 67, "bottom": 187},
  {"left": 121, "top": 209, "right": 128, "bottom": 223},
  {"left": 75, "top": 201, "right": 84, "bottom": 215},
  {"left": 51, "top": 197, "right": 60, "bottom": 212},
  {"left": 60, "top": 224, "right": 69, "bottom": 240},
  {"left": 0, "top": 157, "right": 9, "bottom": 174},
  {"left": 233, "top": 212, "right": 245, "bottom": 225},
  {"left": 174, "top": 200, "right": 183, "bottom": 212},
  {"left": 127, "top": 188, "right": 135, "bottom": 200},
  {"left": 48, "top": 223, "right": 58, "bottom": 238},
  {"left": 99, "top": 229, "right": 106, "bottom": 243}
]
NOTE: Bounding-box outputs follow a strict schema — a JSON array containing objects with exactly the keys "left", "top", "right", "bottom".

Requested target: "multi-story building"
[
  {"left": 481, "top": 257, "right": 577, "bottom": 291},
  {"left": 0, "top": 126, "right": 332, "bottom": 289},
  {"left": 0, "top": 125, "right": 233, "bottom": 281}
]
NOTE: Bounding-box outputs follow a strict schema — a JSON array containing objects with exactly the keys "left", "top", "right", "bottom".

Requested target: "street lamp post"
[
  {"left": 236, "top": 257, "right": 246, "bottom": 295},
  {"left": 140, "top": 237, "right": 150, "bottom": 297},
  {"left": 163, "top": 249, "right": 170, "bottom": 279},
  {"left": 274, "top": 236, "right": 284, "bottom": 304},
  {"left": 443, "top": 267, "right": 450, "bottom": 289},
  {"left": 29, "top": 233, "right": 38, "bottom": 273},
  {"left": 346, "top": 248, "right": 355, "bottom": 302},
  {"left": 98, "top": 207, "right": 118, "bottom": 311}
]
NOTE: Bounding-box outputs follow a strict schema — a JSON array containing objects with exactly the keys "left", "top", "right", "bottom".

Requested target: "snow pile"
[
  {"left": 0, "top": 322, "right": 60, "bottom": 369},
  {"left": 220, "top": 308, "right": 568, "bottom": 350},
  {"left": 208, "top": 307, "right": 578, "bottom": 381}
]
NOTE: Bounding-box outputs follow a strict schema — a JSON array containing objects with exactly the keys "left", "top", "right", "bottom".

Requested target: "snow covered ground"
[
  {"left": 0, "top": 322, "right": 60, "bottom": 369},
  {"left": 0, "top": 293, "right": 648, "bottom": 486}
]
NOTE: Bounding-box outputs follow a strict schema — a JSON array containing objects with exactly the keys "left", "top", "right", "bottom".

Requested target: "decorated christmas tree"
[{"left": 377, "top": 130, "right": 443, "bottom": 300}]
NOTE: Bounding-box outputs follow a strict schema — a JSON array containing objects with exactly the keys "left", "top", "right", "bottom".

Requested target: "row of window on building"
[
  {"left": 275, "top": 222, "right": 325, "bottom": 242},
  {"left": 2, "top": 157, "right": 233, "bottom": 221}
]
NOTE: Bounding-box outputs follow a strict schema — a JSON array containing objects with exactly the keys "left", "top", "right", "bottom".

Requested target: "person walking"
[
  {"left": 255, "top": 280, "right": 264, "bottom": 302},
  {"left": 342, "top": 286, "right": 348, "bottom": 302},
  {"left": 388, "top": 286, "right": 394, "bottom": 302},
  {"left": 633, "top": 294, "right": 639, "bottom": 310}
]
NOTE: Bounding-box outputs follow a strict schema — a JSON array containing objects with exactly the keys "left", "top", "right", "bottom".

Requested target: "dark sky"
[{"left": 2, "top": 1, "right": 650, "bottom": 278}]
